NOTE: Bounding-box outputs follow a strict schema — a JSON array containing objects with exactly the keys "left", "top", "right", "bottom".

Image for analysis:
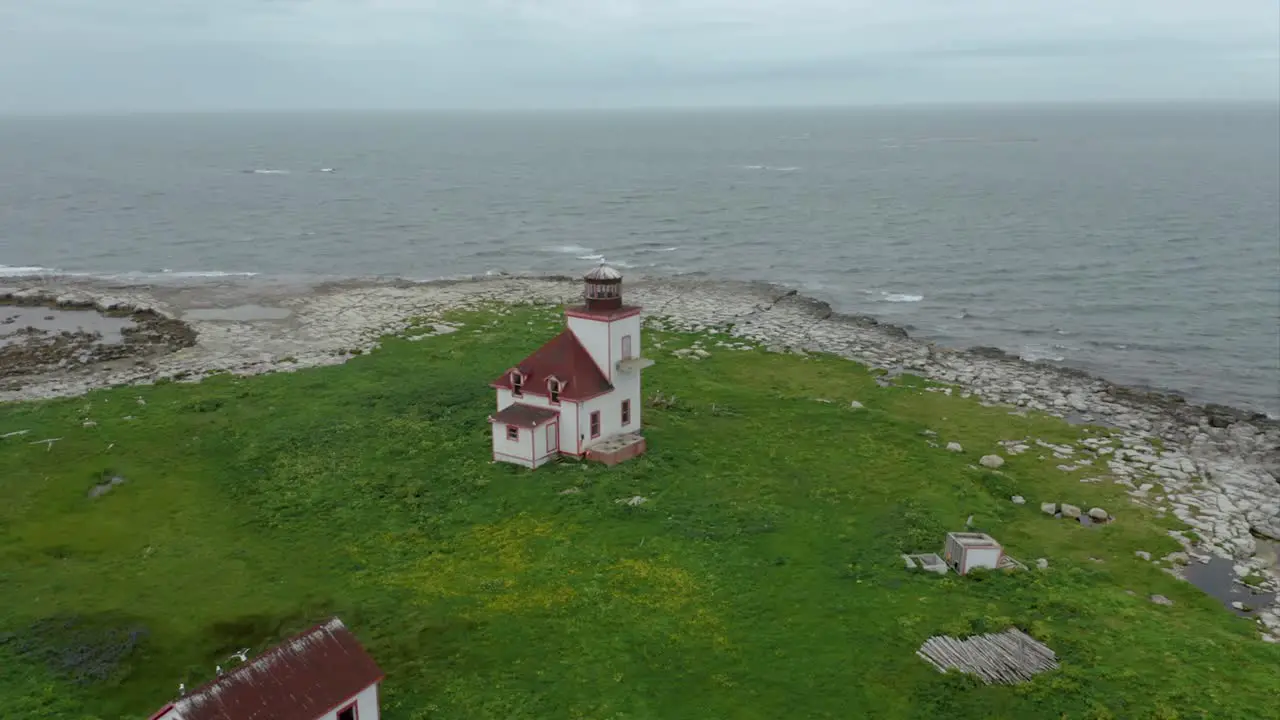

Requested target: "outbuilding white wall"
[
  {"left": 320, "top": 683, "right": 380, "bottom": 720},
  {"left": 492, "top": 422, "right": 535, "bottom": 467}
]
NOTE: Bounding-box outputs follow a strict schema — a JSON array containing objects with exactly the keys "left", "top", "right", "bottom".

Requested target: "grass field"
[{"left": 1, "top": 303, "right": 1277, "bottom": 720}]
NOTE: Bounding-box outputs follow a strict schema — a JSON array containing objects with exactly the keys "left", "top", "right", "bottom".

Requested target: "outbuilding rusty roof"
[
  {"left": 149, "top": 617, "right": 383, "bottom": 720},
  {"left": 491, "top": 328, "right": 612, "bottom": 401},
  {"left": 489, "top": 403, "right": 561, "bottom": 428}
]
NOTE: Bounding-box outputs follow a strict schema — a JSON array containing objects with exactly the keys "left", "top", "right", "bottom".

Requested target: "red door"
[{"left": 546, "top": 422, "right": 559, "bottom": 454}]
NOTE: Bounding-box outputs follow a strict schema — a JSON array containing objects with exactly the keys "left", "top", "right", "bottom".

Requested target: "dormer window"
[
  {"left": 547, "top": 378, "right": 562, "bottom": 404},
  {"left": 510, "top": 371, "right": 524, "bottom": 397}
]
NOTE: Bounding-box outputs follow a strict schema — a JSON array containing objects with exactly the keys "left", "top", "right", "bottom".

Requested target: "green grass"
[{"left": 1, "top": 305, "right": 1276, "bottom": 720}]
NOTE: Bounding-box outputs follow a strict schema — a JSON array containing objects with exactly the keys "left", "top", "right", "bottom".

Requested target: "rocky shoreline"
[{"left": 1, "top": 274, "right": 1278, "bottom": 640}]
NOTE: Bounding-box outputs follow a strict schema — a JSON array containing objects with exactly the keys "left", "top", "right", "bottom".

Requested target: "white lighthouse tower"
[{"left": 488, "top": 262, "right": 654, "bottom": 467}]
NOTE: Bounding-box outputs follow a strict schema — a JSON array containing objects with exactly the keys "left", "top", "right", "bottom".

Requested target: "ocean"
[{"left": 1, "top": 103, "right": 1277, "bottom": 415}]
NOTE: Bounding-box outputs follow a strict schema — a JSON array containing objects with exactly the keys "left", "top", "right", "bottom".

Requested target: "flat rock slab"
[{"left": 184, "top": 305, "right": 293, "bottom": 322}]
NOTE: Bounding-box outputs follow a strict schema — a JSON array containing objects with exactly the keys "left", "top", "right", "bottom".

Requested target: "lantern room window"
[
  {"left": 548, "top": 379, "right": 561, "bottom": 404},
  {"left": 511, "top": 371, "right": 523, "bottom": 397},
  {"left": 585, "top": 282, "right": 620, "bottom": 300}
]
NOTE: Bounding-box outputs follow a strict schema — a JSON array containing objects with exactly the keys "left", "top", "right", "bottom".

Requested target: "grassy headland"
[{"left": 1, "top": 303, "right": 1276, "bottom": 719}]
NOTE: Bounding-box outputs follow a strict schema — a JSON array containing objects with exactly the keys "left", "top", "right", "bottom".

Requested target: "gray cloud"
[{"left": 0, "top": 0, "right": 1275, "bottom": 112}]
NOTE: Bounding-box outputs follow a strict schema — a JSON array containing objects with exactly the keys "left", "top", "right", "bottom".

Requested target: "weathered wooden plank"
[{"left": 915, "top": 629, "right": 1058, "bottom": 685}]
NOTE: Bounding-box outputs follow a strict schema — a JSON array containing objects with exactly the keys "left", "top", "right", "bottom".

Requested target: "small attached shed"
[
  {"left": 944, "top": 532, "right": 1004, "bottom": 575},
  {"left": 488, "top": 404, "right": 561, "bottom": 468}
]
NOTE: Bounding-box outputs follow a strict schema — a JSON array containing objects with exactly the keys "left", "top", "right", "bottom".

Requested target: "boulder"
[
  {"left": 1251, "top": 522, "right": 1280, "bottom": 542},
  {"left": 946, "top": 442, "right": 964, "bottom": 453},
  {"left": 1061, "top": 504, "right": 1082, "bottom": 519},
  {"left": 979, "top": 454, "right": 1005, "bottom": 469},
  {"left": 1040, "top": 502, "right": 1057, "bottom": 516},
  {"left": 1036, "top": 558, "right": 1049, "bottom": 569},
  {"left": 1135, "top": 550, "right": 1151, "bottom": 561},
  {"left": 1011, "top": 495, "right": 1026, "bottom": 505},
  {"left": 849, "top": 400, "right": 864, "bottom": 409},
  {"left": 1088, "top": 507, "right": 1110, "bottom": 522},
  {"left": 1150, "top": 594, "right": 1174, "bottom": 606}
]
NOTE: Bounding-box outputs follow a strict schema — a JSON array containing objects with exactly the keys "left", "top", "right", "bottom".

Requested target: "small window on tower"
[
  {"left": 511, "top": 372, "right": 523, "bottom": 397},
  {"left": 548, "top": 379, "right": 561, "bottom": 404},
  {"left": 506, "top": 425, "right": 519, "bottom": 441},
  {"left": 621, "top": 399, "right": 631, "bottom": 425},
  {"left": 590, "top": 411, "right": 601, "bottom": 438}
]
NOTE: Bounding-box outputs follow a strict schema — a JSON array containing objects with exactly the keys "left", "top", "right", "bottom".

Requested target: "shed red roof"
[
  {"left": 492, "top": 328, "right": 612, "bottom": 401},
  {"left": 150, "top": 618, "right": 383, "bottom": 720},
  {"left": 489, "top": 403, "right": 561, "bottom": 428}
]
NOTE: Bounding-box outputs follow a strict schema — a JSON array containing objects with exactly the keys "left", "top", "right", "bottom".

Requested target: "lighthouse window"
[
  {"left": 511, "top": 372, "right": 523, "bottom": 397},
  {"left": 548, "top": 379, "right": 561, "bottom": 404}
]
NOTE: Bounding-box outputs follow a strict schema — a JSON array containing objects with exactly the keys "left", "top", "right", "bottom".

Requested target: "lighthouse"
[{"left": 488, "top": 263, "right": 653, "bottom": 468}]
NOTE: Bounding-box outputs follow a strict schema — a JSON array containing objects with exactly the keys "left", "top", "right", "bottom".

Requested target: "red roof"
[
  {"left": 489, "top": 403, "right": 561, "bottom": 428},
  {"left": 151, "top": 618, "right": 383, "bottom": 720},
  {"left": 492, "top": 328, "right": 612, "bottom": 401}
]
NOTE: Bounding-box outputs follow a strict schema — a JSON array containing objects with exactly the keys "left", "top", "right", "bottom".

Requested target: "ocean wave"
[
  {"left": 736, "top": 165, "right": 801, "bottom": 172},
  {"left": 880, "top": 292, "right": 924, "bottom": 303},
  {"left": 246, "top": 169, "right": 290, "bottom": 175},
  {"left": 1020, "top": 345, "right": 1066, "bottom": 363},
  {"left": 576, "top": 254, "right": 605, "bottom": 261},
  {"left": 0, "top": 265, "right": 258, "bottom": 280},
  {"left": 0, "top": 265, "right": 65, "bottom": 277},
  {"left": 158, "top": 270, "right": 259, "bottom": 278},
  {"left": 545, "top": 245, "right": 595, "bottom": 255},
  {"left": 633, "top": 246, "right": 680, "bottom": 254}
]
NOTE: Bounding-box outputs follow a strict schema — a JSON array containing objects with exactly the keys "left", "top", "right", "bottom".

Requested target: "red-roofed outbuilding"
[{"left": 148, "top": 617, "right": 383, "bottom": 720}]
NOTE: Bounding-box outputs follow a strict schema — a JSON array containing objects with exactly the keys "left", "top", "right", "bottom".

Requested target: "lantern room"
[{"left": 582, "top": 262, "right": 623, "bottom": 311}]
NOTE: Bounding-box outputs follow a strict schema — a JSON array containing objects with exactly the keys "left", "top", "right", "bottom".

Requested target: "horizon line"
[{"left": 1, "top": 97, "right": 1277, "bottom": 119}]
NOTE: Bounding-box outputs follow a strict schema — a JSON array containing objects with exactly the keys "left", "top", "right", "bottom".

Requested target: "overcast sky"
[{"left": 1, "top": 0, "right": 1277, "bottom": 113}]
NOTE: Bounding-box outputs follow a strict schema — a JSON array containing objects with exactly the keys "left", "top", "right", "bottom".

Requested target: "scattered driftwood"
[
  {"left": 29, "top": 437, "right": 63, "bottom": 452},
  {"left": 916, "top": 628, "right": 1058, "bottom": 685},
  {"left": 1, "top": 429, "right": 30, "bottom": 439}
]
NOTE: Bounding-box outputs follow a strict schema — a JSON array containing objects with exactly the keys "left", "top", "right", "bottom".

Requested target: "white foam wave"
[
  {"left": 736, "top": 165, "right": 801, "bottom": 172},
  {"left": 0, "top": 265, "right": 62, "bottom": 277},
  {"left": 159, "top": 270, "right": 259, "bottom": 278},
  {"left": 546, "top": 245, "right": 595, "bottom": 255},
  {"left": 576, "top": 254, "right": 605, "bottom": 261},
  {"left": 1, "top": 265, "right": 259, "bottom": 280},
  {"left": 1020, "top": 345, "right": 1065, "bottom": 363},
  {"left": 250, "top": 169, "right": 290, "bottom": 175},
  {"left": 881, "top": 292, "right": 924, "bottom": 303},
  {"left": 634, "top": 246, "right": 680, "bottom": 254}
]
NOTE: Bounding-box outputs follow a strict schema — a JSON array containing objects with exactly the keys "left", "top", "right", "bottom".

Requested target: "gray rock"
[
  {"left": 1011, "top": 495, "right": 1026, "bottom": 505},
  {"left": 1166, "top": 552, "right": 1191, "bottom": 565},
  {"left": 1251, "top": 522, "right": 1280, "bottom": 542},
  {"left": 946, "top": 442, "right": 964, "bottom": 453},
  {"left": 1061, "top": 504, "right": 1082, "bottom": 519},
  {"left": 979, "top": 454, "right": 1005, "bottom": 469},
  {"left": 1088, "top": 507, "right": 1110, "bottom": 521},
  {"left": 1036, "top": 558, "right": 1049, "bottom": 569},
  {"left": 849, "top": 400, "right": 864, "bottom": 409},
  {"left": 1135, "top": 550, "right": 1151, "bottom": 561},
  {"left": 1150, "top": 594, "right": 1174, "bottom": 606},
  {"left": 1040, "top": 502, "right": 1057, "bottom": 516}
]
